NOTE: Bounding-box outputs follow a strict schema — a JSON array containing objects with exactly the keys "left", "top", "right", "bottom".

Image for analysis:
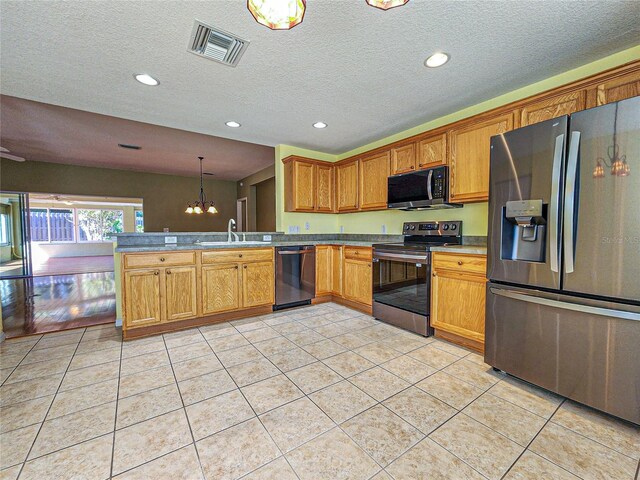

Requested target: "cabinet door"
[
  {"left": 315, "top": 246, "right": 332, "bottom": 296},
  {"left": 359, "top": 151, "right": 390, "bottom": 210},
  {"left": 417, "top": 133, "right": 446, "bottom": 170},
  {"left": 284, "top": 159, "right": 315, "bottom": 212},
  {"left": 315, "top": 163, "right": 334, "bottom": 212},
  {"left": 201, "top": 264, "right": 240, "bottom": 315},
  {"left": 165, "top": 266, "right": 198, "bottom": 321},
  {"left": 587, "top": 70, "right": 640, "bottom": 108},
  {"left": 431, "top": 269, "right": 486, "bottom": 344},
  {"left": 343, "top": 259, "right": 372, "bottom": 306},
  {"left": 242, "top": 261, "right": 275, "bottom": 308},
  {"left": 331, "top": 245, "right": 343, "bottom": 296},
  {"left": 449, "top": 112, "right": 514, "bottom": 202},
  {"left": 390, "top": 143, "right": 416, "bottom": 175},
  {"left": 124, "top": 269, "right": 162, "bottom": 328},
  {"left": 520, "top": 90, "right": 585, "bottom": 126},
  {"left": 336, "top": 160, "right": 359, "bottom": 211}
]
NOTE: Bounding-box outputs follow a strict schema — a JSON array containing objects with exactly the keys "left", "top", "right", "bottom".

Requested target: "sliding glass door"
[{"left": 0, "top": 192, "right": 32, "bottom": 278}]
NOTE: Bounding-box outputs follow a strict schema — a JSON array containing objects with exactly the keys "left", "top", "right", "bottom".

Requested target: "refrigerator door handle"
[
  {"left": 489, "top": 287, "right": 640, "bottom": 321},
  {"left": 563, "top": 131, "right": 581, "bottom": 274},
  {"left": 427, "top": 169, "right": 433, "bottom": 200},
  {"left": 549, "top": 134, "right": 564, "bottom": 273}
]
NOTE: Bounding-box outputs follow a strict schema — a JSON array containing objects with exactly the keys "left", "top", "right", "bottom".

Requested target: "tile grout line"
[
  {"left": 14, "top": 327, "right": 89, "bottom": 477},
  {"left": 499, "top": 398, "right": 568, "bottom": 480},
  {"left": 108, "top": 327, "right": 125, "bottom": 479}
]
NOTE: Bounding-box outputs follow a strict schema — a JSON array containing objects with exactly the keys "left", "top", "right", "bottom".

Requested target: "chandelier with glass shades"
[
  {"left": 185, "top": 157, "right": 218, "bottom": 215},
  {"left": 247, "top": 0, "right": 410, "bottom": 30}
]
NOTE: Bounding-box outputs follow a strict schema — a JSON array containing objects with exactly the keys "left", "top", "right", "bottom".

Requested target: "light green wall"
[{"left": 275, "top": 45, "right": 640, "bottom": 236}]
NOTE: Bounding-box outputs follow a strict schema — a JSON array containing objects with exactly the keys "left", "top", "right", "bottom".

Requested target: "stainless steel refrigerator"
[{"left": 485, "top": 96, "right": 640, "bottom": 425}]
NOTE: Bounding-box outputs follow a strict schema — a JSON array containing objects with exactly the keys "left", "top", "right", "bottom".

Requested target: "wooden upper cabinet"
[
  {"left": 520, "top": 90, "right": 586, "bottom": 127},
  {"left": 315, "top": 163, "right": 334, "bottom": 212},
  {"left": 283, "top": 157, "right": 315, "bottom": 212},
  {"left": 417, "top": 133, "right": 447, "bottom": 170},
  {"left": 449, "top": 112, "right": 515, "bottom": 203},
  {"left": 201, "top": 264, "right": 240, "bottom": 315},
  {"left": 165, "top": 266, "right": 197, "bottom": 322},
  {"left": 359, "top": 151, "right": 390, "bottom": 210},
  {"left": 390, "top": 143, "right": 416, "bottom": 175},
  {"left": 586, "top": 70, "right": 640, "bottom": 108},
  {"left": 336, "top": 160, "right": 359, "bottom": 212},
  {"left": 242, "top": 261, "right": 275, "bottom": 308},
  {"left": 315, "top": 245, "right": 332, "bottom": 296},
  {"left": 124, "top": 269, "right": 162, "bottom": 328}
]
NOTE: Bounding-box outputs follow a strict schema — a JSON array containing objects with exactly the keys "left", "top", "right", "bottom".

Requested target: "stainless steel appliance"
[
  {"left": 388, "top": 166, "right": 462, "bottom": 210},
  {"left": 485, "top": 97, "right": 640, "bottom": 424},
  {"left": 275, "top": 245, "right": 316, "bottom": 310},
  {"left": 373, "top": 221, "right": 462, "bottom": 336}
]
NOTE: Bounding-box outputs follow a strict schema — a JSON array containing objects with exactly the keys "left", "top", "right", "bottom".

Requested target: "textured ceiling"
[
  {"left": 0, "top": 96, "right": 275, "bottom": 180},
  {"left": 1, "top": 0, "right": 639, "bottom": 156}
]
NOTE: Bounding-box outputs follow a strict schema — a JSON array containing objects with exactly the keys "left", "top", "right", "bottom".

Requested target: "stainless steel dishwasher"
[{"left": 274, "top": 246, "right": 316, "bottom": 310}]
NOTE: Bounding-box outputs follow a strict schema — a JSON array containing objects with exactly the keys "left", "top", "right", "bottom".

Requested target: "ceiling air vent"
[{"left": 188, "top": 20, "right": 249, "bottom": 67}]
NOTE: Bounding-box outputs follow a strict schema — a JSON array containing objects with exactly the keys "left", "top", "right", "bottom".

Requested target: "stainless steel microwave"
[{"left": 387, "top": 166, "right": 462, "bottom": 210}]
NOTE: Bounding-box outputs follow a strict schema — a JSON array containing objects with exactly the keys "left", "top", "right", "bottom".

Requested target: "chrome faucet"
[{"left": 227, "top": 218, "right": 239, "bottom": 243}]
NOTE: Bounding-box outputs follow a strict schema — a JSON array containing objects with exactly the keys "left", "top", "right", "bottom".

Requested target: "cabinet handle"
[
  {"left": 432, "top": 272, "right": 437, "bottom": 277},
  {"left": 166, "top": 270, "right": 171, "bottom": 274},
  {"left": 418, "top": 163, "right": 423, "bottom": 167},
  {"left": 160, "top": 257, "right": 165, "bottom": 262},
  {"left": 410, "top": 166, "right": 415, "bottom": 170},
  {"left": 244, "top": 265, "right": 247, "bottom": 269},
  {"left": 367, "top": 263, "right": 371, "bottom": 267},
  {"left": 239, "top": 254, "right": 243, "bottom": 258},
  {"left": 154, "top": 271, "right": 159, "bottom": 276},
  {"left": 457, "top": 261, "right": 463, "bottom": 265},
  {"left": 235, "top": 266, "right": 239, "bottom": 269}
]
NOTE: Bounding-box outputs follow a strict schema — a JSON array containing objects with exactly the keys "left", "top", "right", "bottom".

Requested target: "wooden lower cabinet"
[
  {"left": 430, "top": 252, "right": 487, "bottom": 349},
  {"left": 242, "top": 261, "right": 275, "bottom": 308},
  {"left": 124, "top": 269, "right": 163, "bottom": 328},
  {"left": 165, "top": 266, "right": 197, "bottom": 321},
  {"left": 201, "top": 264, "right": 240, "bottom": 315},
  {"left": 316, "top": 245, "right": 332, "bottom": 296},
  {"left": 331, "top": 245, "right": 343, "bottom": 296},
  {"left": 343, "top": 258, "right": 372, "bottom": 307}
]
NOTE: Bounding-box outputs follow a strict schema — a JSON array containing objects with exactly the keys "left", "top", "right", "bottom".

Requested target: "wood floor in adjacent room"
[{"left": 0, "top": 303, "right": 637, "bottom": 480}]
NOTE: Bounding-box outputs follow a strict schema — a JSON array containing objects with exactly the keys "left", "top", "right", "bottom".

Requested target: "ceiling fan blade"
[{"left": 0, "top": 152, "right": 26, "bottom": 162}]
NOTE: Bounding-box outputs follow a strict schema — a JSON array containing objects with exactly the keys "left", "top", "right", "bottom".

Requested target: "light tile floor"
[{"left": 0, "top": 302, "right": 638, "bottom": 480}]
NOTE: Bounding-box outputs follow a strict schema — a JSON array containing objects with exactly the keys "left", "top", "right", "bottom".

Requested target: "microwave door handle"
[
  {"left": 563, "top": 131, "right": 580, "bottom": 274},
  {"left": 427, "top": 169, "right": 433, "bottom": 200},
  {"left": 549, "top": 134, "right": 564, "bottom": 273}
]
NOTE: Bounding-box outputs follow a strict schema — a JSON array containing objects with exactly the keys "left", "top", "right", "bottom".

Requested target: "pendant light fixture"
[
  {"left": 593, "top": 103, "right": 631, "bottom": 178},
  {"left": 366, "top": 0, "right": 410, "bottom": 10},
  {"left": 247, "top": 0, "right": 306, "bottom": 30},
  {"left": 185, "top": 157, "right": 218, "bottom": 214}
]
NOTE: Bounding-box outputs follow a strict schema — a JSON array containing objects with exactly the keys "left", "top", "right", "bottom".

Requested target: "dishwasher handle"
[{"left": 278, "top": 249, "right": 315, "bottom": 255}]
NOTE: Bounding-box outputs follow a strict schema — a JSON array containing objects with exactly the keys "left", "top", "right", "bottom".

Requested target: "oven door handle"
[{"left": 373, "top": 252, "right": 429, "bottom": 263}]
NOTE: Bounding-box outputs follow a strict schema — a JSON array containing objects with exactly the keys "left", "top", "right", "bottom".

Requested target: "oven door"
[{"left": 372, "top": 251, "right": 431, "bottom": 335}]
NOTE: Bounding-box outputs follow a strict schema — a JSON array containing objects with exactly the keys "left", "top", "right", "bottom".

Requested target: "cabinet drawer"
[
  {"left": 433, "top": 252, "right": 486, "bottom": 275},
  {"left": 343, "top": 246, "right": 372, "bottom": 261},
  {"left": 124, "top": 251, "right": 195, "bottom": 269},
  {"left": 201, "top": 248, "right": 273, "bottom": 264}
]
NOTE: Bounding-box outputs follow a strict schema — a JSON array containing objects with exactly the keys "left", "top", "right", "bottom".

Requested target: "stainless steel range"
[{"left": 372, "top": 221, "right": 462, "bottom": 336}]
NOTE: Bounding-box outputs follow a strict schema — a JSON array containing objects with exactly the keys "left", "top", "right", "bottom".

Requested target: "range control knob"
[
  {"left": 404, "top": 224, "right": 410, "bottom": 230},
  {"left": 450, "top": 224, "right": 457, "bottom": 230},
  {"left": 410, "top": 225, "right": 416, "bottom": 230},
  {"left": 442, "top": 224, "right": 449, "bottom": 231}
]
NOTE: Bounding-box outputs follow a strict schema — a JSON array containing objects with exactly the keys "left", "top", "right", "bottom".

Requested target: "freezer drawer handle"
[
  {"left": 563, "top": 131, "right": 580, "bottom": 274},
  {"left": 549, "top": 134, "right": 564, "bottom": 273},
  {"left": 490, "top": 287, "right": 640, "bottom": 321}
]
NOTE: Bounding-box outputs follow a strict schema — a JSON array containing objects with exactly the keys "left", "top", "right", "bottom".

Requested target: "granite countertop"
[{"left": 115, "top": 241, "right": 487, "bottom": 254}]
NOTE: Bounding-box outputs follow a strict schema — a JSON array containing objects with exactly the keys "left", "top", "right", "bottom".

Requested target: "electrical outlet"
[
  {"left": 295, "top": 226, "right": 301, "bottom": 233},
  {"left": 163, "top": 228, "right": 169, "bottom": 233},
  {"left": 381, "top": 224, "right": 387, "bottom": 234},
  {"left": 340, "top": 226, "right": 344, "bottom": 233},
  {"left": 288, "top": 226, "right": 296, "bottom": 234},
  {"left": 164, "top": 236, "right": 177, "bottom": 244},
  {"left": 263, "top": 234, "right": 272, "bottom": 242},
  {"left": 305, "top": 222, "right": 310, "bottom": 231}
]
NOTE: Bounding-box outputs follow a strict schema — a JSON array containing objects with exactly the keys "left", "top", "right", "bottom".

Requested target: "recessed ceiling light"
[
  {"left": 424, "top": 52, "right": 449, "bottom": 68},
  {"left": 134, "top": 73, "right": 160, "bottom": 86},
  {"left": 225, "top": 121, "right": 241, "bottom": 128},
  {"left": 313, "top": 122, "right": 328, "bottom": 129}
]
